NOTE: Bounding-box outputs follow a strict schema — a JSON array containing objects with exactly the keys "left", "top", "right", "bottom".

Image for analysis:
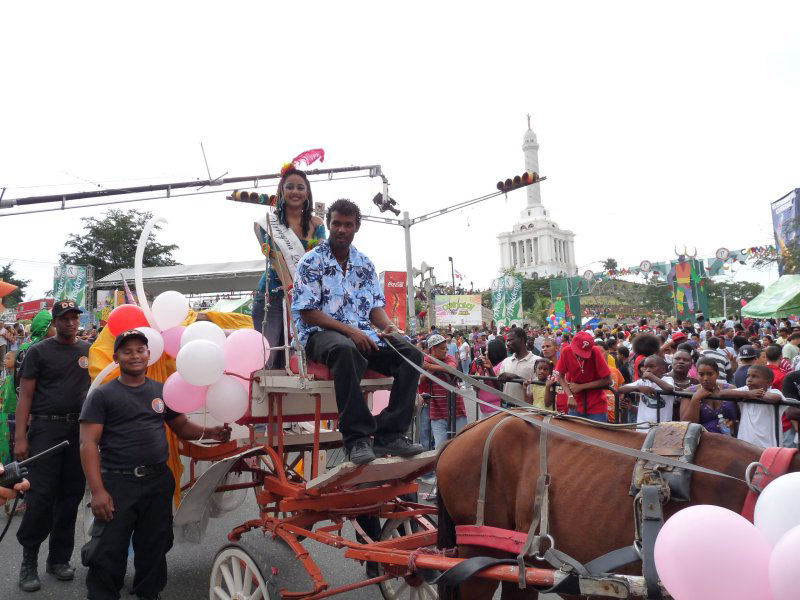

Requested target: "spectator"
[
  {"left": 495, "top": 327, "right": 541, "bottom": 403},
  {"left": 524, "top": 359, "right": 555, "bottom": 409},
  {"left": 733, "top": 345, "right": 759, "bottom": 387},
  {"left": 700, "top": 337, "right": 732, "bottom": 381},
  {"left": 782, "top": 332, "right": 800, "bottom": 363},
  {"left": 554, "top": 331, "right": 612, "bottom": 422},
  {"left": 781, "top": 368, "right": 800, "bottom": 448},
  {"left": 618, "top": 355, "right": 675, "bottom": 428},
  {"left": 420, "top": 334, "right": 467, "bottom": 447},
  {"left": 722, "top": 365, "right": 785, "bottom": 448},
  {"left": 472, "top": 337, "right": 506, "bottom": 415},
  {"left": 680, "top": 358, "right": 736, "bottom": 433},
  {"left": 457, "top": 335, "right": 471, "bottom": 373},
  {"left": 445, "top": 334, "right": 458, "bottom": 362}
]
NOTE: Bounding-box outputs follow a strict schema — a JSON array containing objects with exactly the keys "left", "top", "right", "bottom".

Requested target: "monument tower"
[{"left": 497, "top": 117, "right": 577, "bottom": 278}]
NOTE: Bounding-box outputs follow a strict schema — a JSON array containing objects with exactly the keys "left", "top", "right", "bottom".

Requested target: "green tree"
[
  {"left": 59, "top": 209, "right": 180, "bottom": 279},
  {"left": 705, "top": 280, "right": 764, "bottom": 318},
  {"left": 0, "top": 263, "right": 30, "bottom": 307},
  {"left": 602, "top": 258, "right": 618, "bottom": 274}
]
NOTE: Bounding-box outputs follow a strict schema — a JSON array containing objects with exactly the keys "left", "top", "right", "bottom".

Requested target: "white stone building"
[{"left": 497, "top": 120, "right": 577, "bottom": 278}]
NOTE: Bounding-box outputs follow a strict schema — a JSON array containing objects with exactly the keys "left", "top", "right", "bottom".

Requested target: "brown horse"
[{"left": 436, "top": 413, "right": 800, "bottom": 599}]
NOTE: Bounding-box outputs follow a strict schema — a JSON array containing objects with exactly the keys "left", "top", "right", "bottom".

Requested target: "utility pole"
[{"left": 449, "top": 257, "right": 456, "bottom": 293}]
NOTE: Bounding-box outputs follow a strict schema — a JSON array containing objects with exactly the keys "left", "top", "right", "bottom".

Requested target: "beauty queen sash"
[{"left": 254, "top": 214, "right": 306, "bottom": 279}]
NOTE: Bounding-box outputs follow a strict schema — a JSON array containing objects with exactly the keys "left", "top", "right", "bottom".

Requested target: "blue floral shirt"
[{"left": 291, "top": 240, "right": 386, "bottom": 347}]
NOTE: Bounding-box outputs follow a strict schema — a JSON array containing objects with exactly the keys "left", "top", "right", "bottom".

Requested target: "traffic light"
[
  {"left": 496, "top": 171, "right": 539, "bottom": 192},
  {"left": 230, "top": 190, "right": 278, "bottom": 206}
]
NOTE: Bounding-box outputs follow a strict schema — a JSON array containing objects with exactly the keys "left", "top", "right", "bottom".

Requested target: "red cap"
[
  {"left": 671, "top": 332, "right": 687, "bottom": 343},
  {"left": 571, "top": 331, "right": 595, "bottom": 358}
]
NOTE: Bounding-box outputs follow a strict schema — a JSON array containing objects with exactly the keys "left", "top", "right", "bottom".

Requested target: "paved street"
[{"left": 0, "top": 493, "right": 386, "bottom": 600}]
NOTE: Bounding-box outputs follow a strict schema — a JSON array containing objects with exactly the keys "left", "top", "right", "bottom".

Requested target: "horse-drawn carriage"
[{"left": 170, "top": 227, "right": 800, "bottom": 600}]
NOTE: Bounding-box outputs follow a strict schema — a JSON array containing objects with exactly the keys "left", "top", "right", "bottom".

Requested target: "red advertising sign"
[
  {"left": 16, "top": 298, "right": 54, "bottom": 321},
  {"left": 381, "top": 271, "right": 407, "bottom": 332}
]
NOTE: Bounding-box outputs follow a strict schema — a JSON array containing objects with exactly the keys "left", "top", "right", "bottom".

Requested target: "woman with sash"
[{"left": 253, "top": 157, "right": 326, "bottom": 369}]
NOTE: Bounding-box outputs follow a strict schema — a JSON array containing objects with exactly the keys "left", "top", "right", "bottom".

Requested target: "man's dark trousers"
[
  {"left": 16, "top": 420, "right": 85, "bottom": 564},
  {"left": 83, "top": 465, "right": 174, "bottom": 600},
  {"left": 305, "top": 331, "right": 423, "bottom": 446}
]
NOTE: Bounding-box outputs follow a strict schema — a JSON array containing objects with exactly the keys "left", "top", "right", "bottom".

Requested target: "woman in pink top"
[{"left": 471, "top": 337, "right": 507, "bottom": 415}]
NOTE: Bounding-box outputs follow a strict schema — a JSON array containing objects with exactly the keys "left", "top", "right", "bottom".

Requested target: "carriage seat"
[{"left": 289, "top": 355, "right": 388, "bottom": 381}]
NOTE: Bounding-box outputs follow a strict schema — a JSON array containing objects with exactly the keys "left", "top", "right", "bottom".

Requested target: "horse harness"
[{"left": 382, "top": 337, "right": 798, "bottom": 597}]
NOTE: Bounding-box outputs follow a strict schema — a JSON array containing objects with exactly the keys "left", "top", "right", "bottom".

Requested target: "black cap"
[
  {"left": 738, "top": 345, "right": 758, "bottom": 360},
  {"left": 51, "top": 299, "right": 84, "bottom": 319},
  {"left": 113, "top": 329, "right": 149, "bottom": 353}
]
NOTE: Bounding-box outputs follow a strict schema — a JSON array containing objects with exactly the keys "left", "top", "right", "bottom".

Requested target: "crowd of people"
[{"left": 410, "top": 315, "right": 800, "bottom": 465}]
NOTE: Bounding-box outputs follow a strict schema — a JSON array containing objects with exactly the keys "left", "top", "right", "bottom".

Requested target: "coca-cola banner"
[{"left": 380, "top": 271, "right": 407, "bottom": 332}]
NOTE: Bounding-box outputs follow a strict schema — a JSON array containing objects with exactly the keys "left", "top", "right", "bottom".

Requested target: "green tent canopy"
[
  {"left": 741, "top": 275, "right": 800, "bottom": 318},
  {"left": 209, "top": 297, "right": 252, "bottom": 315}
]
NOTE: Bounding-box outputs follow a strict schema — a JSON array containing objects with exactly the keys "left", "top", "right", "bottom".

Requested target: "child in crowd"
[
  {"left": 524, "top": 359, "right": 554, "bottom": 409},
  {"left": 617, "top": 355, "right": 675, "bottom": 429},
  {"left": 719, "top": 364, "right": 785, "bottom": 448}
]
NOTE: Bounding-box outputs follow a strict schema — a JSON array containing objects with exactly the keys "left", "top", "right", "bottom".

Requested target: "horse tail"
[{"left": 436, "top": 491, "right": 460, "bottom": 600}]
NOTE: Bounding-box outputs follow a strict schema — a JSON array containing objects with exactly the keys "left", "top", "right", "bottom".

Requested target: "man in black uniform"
[
  {"left": 15, "top": 299, "right": 91, "bottom": 592},
  {"left": 79, "top": 329, "right": 231, "bottom": 600}
]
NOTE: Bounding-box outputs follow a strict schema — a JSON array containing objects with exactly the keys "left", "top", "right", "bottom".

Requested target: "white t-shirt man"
[
  {"left": 735, "top": 386, "right": 786, "bottom": 448},
  {"left": 632, "top": 376, "right": 675, "bottom": 429},
  {"left": 496, "top": 351, "right": 542, "bottom": 402}
]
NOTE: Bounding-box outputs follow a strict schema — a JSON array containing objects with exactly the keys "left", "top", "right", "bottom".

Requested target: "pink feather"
[{"left": 291, "top": 148, "right": 325, "bottom": 168}]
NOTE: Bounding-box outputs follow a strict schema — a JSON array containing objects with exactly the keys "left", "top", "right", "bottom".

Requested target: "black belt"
[
  {"left": 101, "top": 463, "right": 165, "bottom": 478},
  {"left": 31, "top": 413, "right": 80, "bottom": 423}
]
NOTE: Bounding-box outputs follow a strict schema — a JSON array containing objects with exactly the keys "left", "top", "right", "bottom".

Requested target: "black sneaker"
[
  {"left": 374, "top": 436, "right": 425, "bottom": 458},
  {"left": 346, "top": 438, "right": 376, "bottom": 465}
]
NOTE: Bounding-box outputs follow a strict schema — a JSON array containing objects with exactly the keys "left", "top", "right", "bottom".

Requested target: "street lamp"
[{"left": 448, "top": 256, "right": 456, "bottom": 294}]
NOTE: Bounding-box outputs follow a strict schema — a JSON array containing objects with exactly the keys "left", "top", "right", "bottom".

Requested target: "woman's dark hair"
[
  {"left": 487, "top": 336, "right": 506, "bottom": 366},
  {"left": 696, "top": 357, "right": 720, "bottom": 373},
  {"left": 617, "top": 345, "right": 630, "bottom": 358},
  {"left": 276, "top": 167, "right": 314, "bottom": 238},
  {"left": 632, "top": 333, "right": 660, "bottom": 357},
  {"left": 326, "top": 198, "right": 362, "bottom": 229}
]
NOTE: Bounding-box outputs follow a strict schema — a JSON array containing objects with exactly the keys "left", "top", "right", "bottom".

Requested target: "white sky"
[{"left": 2, "top": 1, "right": 798, "bottom": 300}]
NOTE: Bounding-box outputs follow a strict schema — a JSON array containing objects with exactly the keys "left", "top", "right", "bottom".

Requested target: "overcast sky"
[{"left": 2, "top": 1, "right": 798, "bottom": 300}]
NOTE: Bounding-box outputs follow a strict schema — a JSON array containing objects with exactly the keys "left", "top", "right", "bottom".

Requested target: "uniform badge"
[
  {"left": 78, "top": 356, "right": 89, "bottom": 369},
  {"left": 152, "top": 398, "right": 165, "bottom": 414}
]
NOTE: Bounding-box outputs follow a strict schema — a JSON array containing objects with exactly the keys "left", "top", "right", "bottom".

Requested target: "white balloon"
[
  {"left": 181, "top": 321, "right": 226, "bottom": 349},
  {"left": 135, "top": 326, "right": 165, "bottom": 366},
  {"left": 754, "top": 472, "right": 800, "bottom": 546},
  {"left": 205, "top": 375, "right": 249, "bottom": 423},
  {"left": 176, "top": 340, "right": 225, "bottom": 386},
  {"left": 151, "top": 291, "right": 190, "bottom": 331}
]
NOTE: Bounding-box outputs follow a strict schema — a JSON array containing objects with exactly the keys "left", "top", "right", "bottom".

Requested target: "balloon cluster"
[
  {"left": 546, "top": 313, "right": 572, "bottom": 333},
  {"left": 654, "top": 472, "right": 800, "bottom": 600},
  {"left": 106, "top": 290, "right": 270, "bottom": 424}
]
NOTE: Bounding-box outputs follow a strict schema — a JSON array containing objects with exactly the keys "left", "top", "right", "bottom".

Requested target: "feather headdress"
[{"left": 280, "top": 148, "right": 325, "bottom": 176}]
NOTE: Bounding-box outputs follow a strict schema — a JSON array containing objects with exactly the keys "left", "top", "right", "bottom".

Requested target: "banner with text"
[
  {"left": 491, "top": 275, "right": 523, "bottom": 329},
  {"left": 772, "top": 189, "right": 800, "bottom": 275},
  {"left": 53, "top": 265, "right": 88, "bottom": 308},
  {"left": 380, "top": 271, "right": 407, "bottom": 332},
  {"left": 435, "top": 294, "right": 483, "bottom": 327}
]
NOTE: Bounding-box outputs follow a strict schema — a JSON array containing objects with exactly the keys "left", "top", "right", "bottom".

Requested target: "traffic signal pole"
[{"left": 362, "top": 175, "right": 545, "bottom": 335}]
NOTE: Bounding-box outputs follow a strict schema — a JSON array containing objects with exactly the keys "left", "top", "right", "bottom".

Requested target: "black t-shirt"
[
  {"left": 79, "top": 378, "right": 181, "bottom": 469},
  {"left": 20, "top": 337, "right": 91, "bottom": 415}
]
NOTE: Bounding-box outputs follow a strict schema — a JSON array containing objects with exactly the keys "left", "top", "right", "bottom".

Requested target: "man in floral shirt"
[{"left": 292, "top": 199, "right": 424, "bottom": 464}]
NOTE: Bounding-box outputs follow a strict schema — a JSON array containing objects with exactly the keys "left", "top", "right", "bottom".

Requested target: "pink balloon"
[
  {"left": 162, "top": 326, "right": 185, "bottom": 358},
  {"left": 769, "top": 525, "right": 800, "bottom": 600},
  {"left": 163, "top": 372, "right": 208, "bottom": 413},
  {"left": 223, "top": 329, "right": 271, "bottom": 389},
  {"left": 371, "top": 390, "right": 390, "bottom": 416},
  {"left": 654, "top": 505, "right": 773, "bottom": 600}
]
